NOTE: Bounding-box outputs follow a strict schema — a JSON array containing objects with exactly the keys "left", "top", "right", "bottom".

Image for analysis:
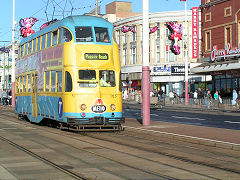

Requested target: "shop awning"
[{"left": 191, "top": 62, "right": 240, "bottom": 74}]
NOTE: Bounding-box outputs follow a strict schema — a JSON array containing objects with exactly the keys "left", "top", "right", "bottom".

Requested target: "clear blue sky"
[{"left": 0, "top": 0, "right": 201, "bottom": 46}]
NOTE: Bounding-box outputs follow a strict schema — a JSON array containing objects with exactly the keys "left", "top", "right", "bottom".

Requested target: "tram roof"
[{"left": 19, "top": 15, "right": 114, "bottom": 46}]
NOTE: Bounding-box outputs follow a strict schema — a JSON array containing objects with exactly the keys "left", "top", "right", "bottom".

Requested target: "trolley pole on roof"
[
  {"left": 95, "top": 0, "right": 98, "bottom": 16},
  {"left": 142, "top": 0, "right": 150, "bottom": 126},
  {"left": 11, "top": 0, "right": 16, "bottom": 108}
]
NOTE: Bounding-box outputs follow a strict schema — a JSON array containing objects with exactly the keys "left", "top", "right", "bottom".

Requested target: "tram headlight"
[
  {"left": 80, "top": 104, "right": 87, "bottom": 111},
  {"left": 110, "top": 104, "right": 116, "bottom": 111}
]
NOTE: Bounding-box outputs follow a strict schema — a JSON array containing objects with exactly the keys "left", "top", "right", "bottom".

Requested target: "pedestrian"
[
  {"left": 0, "top": 90, "right": 3, "bottom": 104},
  {"left": 7, "top": 90, "right": 12, "bottom": 106},
  {"left": 214, "top": 90, "right": 219, "bottom": 106},
  {"left": 157, "top": 89, "right": 163, "bottom": 101},
  {"left": 232, "top": 89, "right": 238, "bottom": 106},
  {"left": 2, "top": 89, "right": 8, "bottom": 105},
  {"left": 205, "top": 90, "right": 212, "bottom": 109},
  {"left": 169, "top": 90, "right": 174, "bottom": 104},
  {"left": 193, "top": 90, "right": 198, "bottom": 104}
]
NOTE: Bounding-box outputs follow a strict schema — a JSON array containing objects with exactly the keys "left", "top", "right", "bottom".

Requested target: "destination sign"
[{"left": 84, "top": 53, "right": 109, "bottom": 60}]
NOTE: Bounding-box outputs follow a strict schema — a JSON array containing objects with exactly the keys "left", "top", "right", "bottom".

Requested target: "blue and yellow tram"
[{"left": 15, "top": 15, "right": 125, "bottom": 131}]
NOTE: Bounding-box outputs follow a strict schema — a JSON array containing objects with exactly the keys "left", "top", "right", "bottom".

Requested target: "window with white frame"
[
  {"left": 131, "top": 26, "right": 136, "bottom": 42},
  {"left": 123, "top": 33, "right": 127, "bottom": 44},
  {"left": 123, "top": 49, "right": 127, "bottom": 65},
  {"left": 156, "top": 45, "right": 160, "bottom": 63},
  {"left": 131, "top": 48, "right": 136, "bottom": 64}
]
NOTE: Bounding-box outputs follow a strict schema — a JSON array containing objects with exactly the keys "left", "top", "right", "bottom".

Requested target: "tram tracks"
[
  {"left": 0, "top": 135, "right": 87, "bottom": 180},
  {"left": 1, "top": 111, "right": 240, "bottom": 179}
]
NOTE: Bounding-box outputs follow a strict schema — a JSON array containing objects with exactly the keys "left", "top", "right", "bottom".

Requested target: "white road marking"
[
  {"left": 150, "top": 114, "right": 159, "bottom": 116},
  {"left": 224, "top": 121, "right": 240, "bottom": 124},
  {"left": 171, "top": 116, "right": 206, "bottom": 121}
]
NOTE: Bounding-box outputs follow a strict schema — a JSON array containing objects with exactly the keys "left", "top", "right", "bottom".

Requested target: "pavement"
[{"left": 123, "top": 100, "right": 240, "bottom": 151}]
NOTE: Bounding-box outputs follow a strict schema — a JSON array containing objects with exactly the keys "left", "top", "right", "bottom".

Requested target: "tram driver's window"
[
  {"left": 65, "top": 71, "right": 72, "bottom": 92},
  {"left": 95, "top": 27, "right": 110, "bottom": 43},
  {"left": 99, "top": 70, "right": 115, "bottom": 87},
  {"left": 75, "top": 27, "right": 93, "bottom": 42},
  {"left": 78, "top": 70, "right": 96, "bottom": 87}
]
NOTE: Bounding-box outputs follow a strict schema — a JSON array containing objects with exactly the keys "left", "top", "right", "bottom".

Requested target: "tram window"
[
  {"left": 99, "top": 70, "right": 115, "bottom": 87},
  {"left": 41, "top": 34, "right": 46, "bottom": 50},
  {"left": 37, "top": 37, "right": 41, "bottom": 51},
  {"left": 58, "top": 28, "right": 63, "bottom": 44},
  {"left": 28, "top": 74, "right": 31, "bottom": 92},
  {"left": 57, "top": 71, "right": 62, "bottom": 92},
  {"left": 20, "top": 77, "right": 23, "bottom": 92},
  {"left": 75, "top": 27, "right": 93, "bottom": 42},
  {"left": 95, "top": 27, "right": 110, "bottom": 43},
  {"left": 45, "top": 71, "right": 50, "bottom": 92},
  {"left": 78, "top": 70, "right": 96, "bottom": 87},
  {"left": 29, "top": 41, "right": 32, "bottom": 54},
  {"left": 21, "top": 45, "right": 24, "bottom": 57},
  {"left": 52, "top": 30, "right": 58, "bottom": 46},
  {"left": 24, "top": 43, "right": 28, "bottom": 56},
  {"left": 65, "top": 71, "right": 72, "bottom": 92},
  {"left": 32, "top": 39, "right": 36, "bottom": 53},
  {"left": 51, "top": 71, "right": 56, "bottom": 92},
  {"left": 47, "top": 32, "right": 52, "bottom": 48}
]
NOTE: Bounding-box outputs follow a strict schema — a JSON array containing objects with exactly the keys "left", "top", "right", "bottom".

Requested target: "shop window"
[{"left": 65, "top": 71, "right": 72, "bottom": 92}]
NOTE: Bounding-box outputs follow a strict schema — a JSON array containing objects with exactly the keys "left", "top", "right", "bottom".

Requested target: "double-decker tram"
[{"left": 15, "top": 15, "right": 125, "bottom": 131}]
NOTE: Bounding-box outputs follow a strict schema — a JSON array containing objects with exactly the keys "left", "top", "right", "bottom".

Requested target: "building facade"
[
  {"left": 192, "top": 0, "right": 240, "bottom": 97},
  {"left": 0, "top": 44, "right": 15, "bottom": 90},
  {"left": 113, "top": 10, "right": 204, "bottom": 96}
]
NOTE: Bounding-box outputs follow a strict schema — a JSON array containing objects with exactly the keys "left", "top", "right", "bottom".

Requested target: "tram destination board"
[{"left": 84, "top": 53, "right": 109, "bottom": 60}]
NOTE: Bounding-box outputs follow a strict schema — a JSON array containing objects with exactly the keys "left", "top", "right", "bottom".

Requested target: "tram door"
[{"left": 32, "top": 74, "right": 38, "bottom": 117}]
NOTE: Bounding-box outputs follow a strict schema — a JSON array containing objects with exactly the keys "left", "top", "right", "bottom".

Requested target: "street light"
[
  {"left": 142, "top": 0, "right": 150, "bottom": 126},
  {"left": 12, "top": 0, "right": 16, "bottom": 108}
]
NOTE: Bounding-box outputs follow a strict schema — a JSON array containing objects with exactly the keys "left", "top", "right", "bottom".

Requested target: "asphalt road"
[{"left": 123, "top": 108, "right": 240, "bottom": 130}]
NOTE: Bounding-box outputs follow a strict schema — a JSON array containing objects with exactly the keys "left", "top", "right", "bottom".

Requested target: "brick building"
[{"left": 191, "top": 0, "right": 240, "bottom": 97}]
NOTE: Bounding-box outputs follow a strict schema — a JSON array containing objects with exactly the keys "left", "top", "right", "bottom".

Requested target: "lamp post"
[
  {"left": 142, "top": 0, "right": 150, "bottom": 126},
  {"left": 183, "top": 0, "right": 189, "bottom": 105},
  {"left": 12, "top": 0, "right": 16, "bottom": 108}
]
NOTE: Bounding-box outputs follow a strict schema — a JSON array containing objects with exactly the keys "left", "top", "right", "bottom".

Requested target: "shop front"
[{"left": 191, "top": 43, "right": 240, "bottom": 97}]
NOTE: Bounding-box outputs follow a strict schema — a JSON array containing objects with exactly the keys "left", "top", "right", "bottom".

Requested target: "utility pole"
[
  {"left": 142, "top": 0, "right": 150, "bottom": 126},
  {"left": 3, "top": 50, "right": 6, "bottom": 90},
  {"left": 95, "top": 0, "right": 98, "bottom": 16},
  {"left": 12, "top": 0, "right": 16, "bottom": 108},
  {"left": 184, "top": 0, "right": 189, "bottom": 105}
]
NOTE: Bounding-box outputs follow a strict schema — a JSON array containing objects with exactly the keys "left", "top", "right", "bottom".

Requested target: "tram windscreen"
[
  {"left": 95, "top": 27, "right": 110, "bottom": 43},
  {"left": 99, "top": 70, "right": 115, "bottom": 87},
  {"left": 78, "top": 70, "right": 97, "bottom": 87},
  {"left": 75, "top": 27, "right": 93, "bottom": 42}
]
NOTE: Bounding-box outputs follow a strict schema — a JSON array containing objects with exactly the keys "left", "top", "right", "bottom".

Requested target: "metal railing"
[{"left": 123, "top": 94, "right": 240, "bottom": 112}]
